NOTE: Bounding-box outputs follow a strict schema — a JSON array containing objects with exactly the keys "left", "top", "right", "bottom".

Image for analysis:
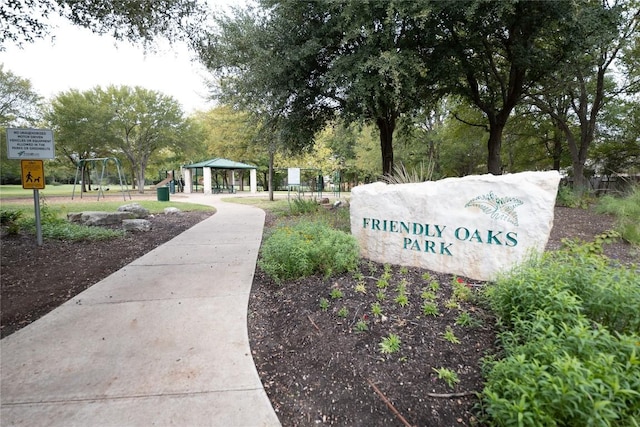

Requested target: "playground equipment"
[{"left": 72, "top": 157, "right": 131, "bottom": 201}]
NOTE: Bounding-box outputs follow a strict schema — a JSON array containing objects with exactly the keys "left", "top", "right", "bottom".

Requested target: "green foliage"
[
  {"left": 394, "top": 293, "right": 409, "bottom": 308},
  {"left": 330, "top": 288, "right": 344, "bottom": 300},
  {"left": 379, "top": 161, "right": 435, "bottom": 184},
  {"left": 433, "top": 367, "right": 460, "bottom": 389},
  {"left": 0, "top": 209, "right": 23, "bottom": 234},
  {"left": 337, "top": 306, "right": 349, "bottom": 318},
  {"left": 422, "top": 302, "right": 439, "bottom": 317},
  {"left": 379, "top": 333, "right": 401, "bottom": 354},
  {"left": 18, "top": 201, "right": 124, "bottom": 241},
  {"left": 597, "top": 187, "right": 640, "bottom": 245},
  {"left": 442, "top": 326, "right": 460, "bottom": 344},
  {"left": 444, "top": 298, "right": 460, "bottom": 310},
  {"left": 354, "top": 320, "right": 368, "bottom": 332},
  {"left": 354, "top": 282, "right": 367, "bottom": 294},
  {"left": 452, "top": 277, "right": 472, "bottom": 302},
  {"left": 556, "top": 186, "right": 590, "bottom": 208},
  {"left": 258, "top": 220, "right": 359, "bottom": 283},
  {"left": 481, "top": 244, "right": 640, "bottom": 426},
  {"left": 319, "top": 297, "right": 329, "bottom": 311},
  {"left": 371, "top": 302, "right": 383, "bottom": 318},
  {"left": 429, "top": 281, "right": 440, "bottom": 292},
  {"left": 421, "top": 289, "right": 436, "bottom": 301},
  {"left": 455, "top": 311, "right": 482, "bottom": 328},
  {"left": 290, "top": 196, "right": 319, "bottom": 215},
  {"left": 376, "top": 290, "right": 386, "bottom": 301},
  {"left": 561, "top": 230, "right": 621, "bottom": 257}
]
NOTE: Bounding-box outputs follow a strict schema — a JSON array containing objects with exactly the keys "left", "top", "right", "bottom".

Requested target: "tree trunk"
[
  {"left": 376, "top": 115, "right": 396, "bottom": 176},
  {"left": 572, "top": 161, "right": 589, "bottom": 193},
  {"left": 136, "top": 168, "right": 145, "bottom": 194},
  {"left": 487, "top": 121, "right": 505, "bottom": 175},
  {"left": 268, "top": 150, "right": 274, "bottom": 202},
  {"left": 552, "top": 136, "right": 563, "bottom": 171}
]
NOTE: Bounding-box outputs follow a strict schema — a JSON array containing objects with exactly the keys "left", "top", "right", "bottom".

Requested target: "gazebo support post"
[{"left": 203, "top": 167, "right": 213, "bottom": 195}]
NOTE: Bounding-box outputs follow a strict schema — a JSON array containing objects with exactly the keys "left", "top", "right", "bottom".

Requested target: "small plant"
[
  {"left": 319, "top": 297, "right": 329, "bottom": 311},
  {"left": 421, "top": 289, "right": 436, "bottom": 301},
  {"left": 352, "top": 271, "right": 365, "bottom": 282},
  {"left": 376, "top": 277, "right": 389, "bottom": 289},
  {"left": 399, "top": 266, "right": 408, "bottom": 275},
  {"left": 355, "top": 282, "right": 367, "bottom": 294},
  {"left": 330, "top": 288, "right": 344, "bottom": 299},
  {"left": 376, "top": 289, "right": 386, "bottom": 301},
  {"left": 442, "top": 326, "right": 460, "bottom": 344},
  {"left": 433, "top": 367, "right": 460, "bottom": 389},
  {"left": 421, "top": 272, "right": 431, "bottom": 281},
  {"left": 429, "top": 281, "right": 441, "bottom": 292},
  {"left": 379, "top": 333, "right": 401, "bottom": 354},
  {"left": 383, "top": 263, "right": 392, "bottom": 276},
  {"left": 452, "top": 277, "right": 472, "bottom": 301},
  {"left": 395, "top": 293, "right": 409, "bottom": 307},
  {"left": 337, "top": 306, "right": 349, "bottom": 318},
  {"left": 396, "top": 278, "right": 409, "bottom": 292},
  {"left": 444, "top": 298, "right": 460, "bottom": 310},
  {"left": 422, "top": 301, "right": 439, "bottom": 316},
  {"left": 455, "top": 311, "right": 481, "bottom": 327},
  {"left": 371, "top": 302, "right": 383, "bottom": 317},
  {"left": 355, "top": 320, "right": 369, "bottom": 332}
]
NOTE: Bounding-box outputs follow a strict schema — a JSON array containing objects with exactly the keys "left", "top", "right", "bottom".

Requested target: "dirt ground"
[{"left": 1, "top": 203, "right": 637, "bottom": 426}]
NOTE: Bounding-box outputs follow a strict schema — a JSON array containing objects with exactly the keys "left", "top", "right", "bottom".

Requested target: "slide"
[{"left": 152, "top": 172, "right": 173, "bottom": 189}]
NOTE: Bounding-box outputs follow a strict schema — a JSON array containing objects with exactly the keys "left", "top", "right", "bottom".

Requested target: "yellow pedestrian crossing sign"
[{"left": 21, "top": 160, "right": 45, "bottom": 190}]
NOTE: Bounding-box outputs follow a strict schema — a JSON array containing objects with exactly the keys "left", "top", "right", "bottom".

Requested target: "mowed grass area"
[
  {"left": 0, "top": 185, "right": 215, "bottom": 219},
  {"left": 0, "top": 184, "right": 154, "bottom": 200}
]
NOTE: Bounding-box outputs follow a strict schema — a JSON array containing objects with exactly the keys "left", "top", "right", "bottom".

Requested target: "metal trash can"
[{"left": 156, "top": 186, "right": 170, "bottom": 201}]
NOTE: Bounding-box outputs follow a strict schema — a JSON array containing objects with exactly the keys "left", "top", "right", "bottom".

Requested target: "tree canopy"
[
  {"left": 47, "top": 85, "right": 192, "bottom": 192},
  {"left": 1, "top": 0, "right": 210, "bottom": 50},
  {"left": 199, "top": 0, "right": 613, "bottom": 177}
]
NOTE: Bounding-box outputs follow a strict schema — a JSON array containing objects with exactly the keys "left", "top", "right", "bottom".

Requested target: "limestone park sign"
[{"left": 350, "top": 171, "right": 561, "bottom": 281}]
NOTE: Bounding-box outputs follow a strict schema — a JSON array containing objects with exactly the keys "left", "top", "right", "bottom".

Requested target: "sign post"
[
  {"left": 7, "top": 129, "right": 55, "bottom": 247},
  {"left": 21, "top": 160, "right": 46, "bottom": 245}
]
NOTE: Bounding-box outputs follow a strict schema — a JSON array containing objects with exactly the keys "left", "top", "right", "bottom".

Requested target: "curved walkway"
[{"left": 1, "top": 195, "right": 281, "bottom": 426}]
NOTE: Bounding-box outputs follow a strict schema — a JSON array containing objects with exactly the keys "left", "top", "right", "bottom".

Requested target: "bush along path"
[{"left": 248, "top": 205, "right": 639, "bottom": 426}]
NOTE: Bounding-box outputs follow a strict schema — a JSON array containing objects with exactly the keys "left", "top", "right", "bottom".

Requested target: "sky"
[{"left": 0, "top": 1, "right": 241, "bottom": 115}]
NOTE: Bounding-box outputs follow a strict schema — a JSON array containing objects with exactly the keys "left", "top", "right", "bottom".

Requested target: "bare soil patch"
[{"left": 1, "top": 204, "right": 637, "bottom": 425}]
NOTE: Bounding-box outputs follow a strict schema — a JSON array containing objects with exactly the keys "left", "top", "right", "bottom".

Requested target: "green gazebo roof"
[{"left": 183, "top": 158, "right": 257, "bottom": 170}]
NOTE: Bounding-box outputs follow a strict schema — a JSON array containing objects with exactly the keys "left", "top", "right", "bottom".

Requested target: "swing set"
[{"left": 72, "top": 157, "right": 131, "bottom": 201}]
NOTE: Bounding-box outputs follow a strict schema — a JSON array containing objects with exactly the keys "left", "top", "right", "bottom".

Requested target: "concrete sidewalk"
[{"left": 1, "top": 196, "right": 281, "bottom": 426}]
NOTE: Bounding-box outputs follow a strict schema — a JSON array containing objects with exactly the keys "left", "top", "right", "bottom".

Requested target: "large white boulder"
[{"left": 350, "top": 171, "right": 561, "bottom": 281}]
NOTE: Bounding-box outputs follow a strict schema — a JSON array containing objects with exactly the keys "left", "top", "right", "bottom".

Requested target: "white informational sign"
[
  {"left": 288, "top": 167, "right": 301, "bottom": 186},
  {"left": 6, "top": 128, "right": 55, "bottom": 160}
]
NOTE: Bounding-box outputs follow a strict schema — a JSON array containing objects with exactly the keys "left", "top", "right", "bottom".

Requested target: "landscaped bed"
[{"left": 1, "top": 199, "right": 638, "bottom": 425}]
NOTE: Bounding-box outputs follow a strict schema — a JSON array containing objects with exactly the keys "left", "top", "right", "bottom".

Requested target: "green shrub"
[
  {"left": 597, "top": 186, "right": 640, "bottom": 245},
  {"left": 258, "top": 220, "right": 359, "bottom": 283},
  {"left": 481, "top": 245, "right": 640, "bottom": 426},
  {"left": 0, "top": 209, "right": 23, "bottom": 234},
  {"left": 290, "top": 196, "right": 319, "bottom": 215},
  {"left": 556, "top": 185, "right": 590, "bottom": 208}
]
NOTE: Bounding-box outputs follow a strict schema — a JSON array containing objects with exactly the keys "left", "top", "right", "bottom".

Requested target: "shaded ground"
[{"left": 1, "top": 204, "right": 637, "bottom": 425}]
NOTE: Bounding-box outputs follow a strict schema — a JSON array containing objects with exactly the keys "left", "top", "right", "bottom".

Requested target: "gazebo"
[{"left": 182, "top": 158, "right": 258, "bottom": 195}]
